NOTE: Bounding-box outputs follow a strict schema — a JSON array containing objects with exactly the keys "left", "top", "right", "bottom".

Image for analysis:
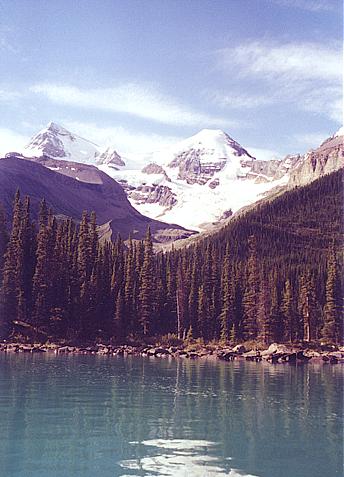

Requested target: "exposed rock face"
[
  {"left": 96, "top": 147, "right": 125, "bottom": 167},
  {"left": 241, "top": 157, "right": 299, "bottom": 182},
  {"left": 142, "top": 163, "right": 165, "bottom": 175},
  {"left": 0, "top": 156, "right": 195, "bottom": 244},
  {"left": 131, "top": 184, "right": 177, "bottom": 208},
  {"left": 288, "top": 132, "right": 343, "bottom": 187}
]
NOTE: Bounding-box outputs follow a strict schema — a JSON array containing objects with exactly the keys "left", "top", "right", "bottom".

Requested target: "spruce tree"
[
  {"left": 242, "top": 236, "right": 259, "bottom": 340},
  {"left": 281, "top": 279, "right": 294, "bottom": 342},
  {"left": 0, "top": 191, "right": 22, "bottom": 337},
  {"left": 322, "top": 243, "right": 337, "bottom": 342},
  {"left": 219, "top": 244, "right": 232, "bottom": 342},
  {"left": 0, "top": 203, "right": 8, "bottom": 281},
  {"left": 139, "top": 227, "right": 154, "bottom": 335}
]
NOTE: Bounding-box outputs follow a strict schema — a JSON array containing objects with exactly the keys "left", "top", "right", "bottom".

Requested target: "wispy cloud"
[
  {"left": 208, "top": 91, "right": 274, "bottom": 109},
  {"left": 268, "top": 0, "right": 339, "bottom": 12},
  {"left": 31, "top": 83, "right": 232, "bottom": 129},
  {"left": 214, "top": 40, "right": 342, "bottom": 123},
  {"left": 62, "top": 120, "right": 183, "bottom": 156},
  {"left": 0, "top": 89, "right": 22, "bottom": 103},
  {"left": 0, "top": 128, "right": 28, "bottom": 156},
  {"left": 218, "top": 41, "right": 341, "bottom": 81}
]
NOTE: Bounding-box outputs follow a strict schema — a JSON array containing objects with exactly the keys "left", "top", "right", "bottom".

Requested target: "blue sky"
[{"left": 0, "top": 0, "right": 342, "bottom": 158}]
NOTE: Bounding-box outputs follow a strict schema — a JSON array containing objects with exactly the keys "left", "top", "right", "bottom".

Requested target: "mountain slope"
[
  {"left": 288, "top": 128, "right": 343, "bottom": 187},
  {"left": 0, "top": 157, "right": 195, "bottom": 243}
]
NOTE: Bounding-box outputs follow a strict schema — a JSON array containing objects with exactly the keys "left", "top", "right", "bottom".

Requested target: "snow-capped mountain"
[
  {"left": 23, "top": 121, "right": 100, "bottom": 163},
  {"left": 6, "top": 121, "right": 343, "bottom": 233},
  {"left": 99, "top": 129, "right": 291, "bottom": 230}
]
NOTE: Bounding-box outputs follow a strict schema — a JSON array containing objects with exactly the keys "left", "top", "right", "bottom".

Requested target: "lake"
[{"left": 0, "top": 353, "right": 342, "bottom": 477}]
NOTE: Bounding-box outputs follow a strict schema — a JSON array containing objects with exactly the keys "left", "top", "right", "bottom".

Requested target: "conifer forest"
[{"left": 0, "top": 169, "right": 342, "bottom": 345}]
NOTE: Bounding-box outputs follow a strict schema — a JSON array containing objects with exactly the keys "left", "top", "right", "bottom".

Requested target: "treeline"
[{"left": 0, "top": 169, "right": 342, "bottom": 344}]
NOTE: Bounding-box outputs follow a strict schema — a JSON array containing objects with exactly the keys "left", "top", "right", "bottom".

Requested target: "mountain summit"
[{"left": 23, "top": 121, "right": 100, "bottom": 163}]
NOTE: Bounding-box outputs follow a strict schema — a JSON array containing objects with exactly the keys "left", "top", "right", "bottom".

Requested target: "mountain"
[
  {"left": 5, "top": 122, "right": 343, "bottom": 233},
  {"left": 22, "top": 122, "right": 100, "bottom": 163},
  {"left": 96, "top": 146, "right": 125, "bottom": 167},
  {"left": 0, "top": 156, "right": 195, "bottom": 243},
  {"left": 99, "top": 129, "right": 291, "bottom": 230},
  {"left": 288, "top": 127, "right": 343, "bottom": 187}
]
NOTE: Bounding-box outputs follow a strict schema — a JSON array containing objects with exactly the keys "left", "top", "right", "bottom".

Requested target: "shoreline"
[{"left": 1, "top": 342, "right": 343, "bottom": 364}]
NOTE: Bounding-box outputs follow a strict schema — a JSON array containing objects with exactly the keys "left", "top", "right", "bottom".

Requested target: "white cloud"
[
  {"left": 62, "top": 120, "right": 183, "bottom": 156},
  {"left": 268, "top": 0, "right": 339, "bottom": 12},
  {"left": 218, "top": 41, "right": 341, "bottom": 81},
  {"left": 215, "top": 40, "right": 342, "bottom": 123},
  {"left": 31, "top": 83, "right": 232, "bottom": 129},
  {"left": 0, "top": 128, "right": 28, "bottom": 156}
]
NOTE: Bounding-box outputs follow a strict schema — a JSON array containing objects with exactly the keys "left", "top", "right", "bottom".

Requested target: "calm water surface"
[{"left": 0, "top": 354, "right": 342, "bottom": 477}]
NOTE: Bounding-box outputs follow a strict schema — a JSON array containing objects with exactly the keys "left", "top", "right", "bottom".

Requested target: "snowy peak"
[
  {"left": 168, "top": 129, "right": 254, "bottom": 167},
  {"left": 96, "top": 146, "right": 125, "bottom": 167},
  {"left": 173, "top": 128, "right": 254, "bottom": 160},
  {"left": 23, "top": 122, "right": 100, "bottom": 163},
  {"left": 161, "top": 128, "right": 256, "bottom": 185}
]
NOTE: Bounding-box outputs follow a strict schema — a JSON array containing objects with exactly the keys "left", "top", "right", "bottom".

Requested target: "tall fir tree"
[
  {"left": 322, "top": 243, "right": 338, "bottom": 342},
  {"left": 0, "top": 191, "right": 22, "bottom": 338},
  {"left": 242, "top": 236, "right": 259, "bottom": 340},
  {"left": 139, "top": 227, "right": 154, "bottom": 335}
]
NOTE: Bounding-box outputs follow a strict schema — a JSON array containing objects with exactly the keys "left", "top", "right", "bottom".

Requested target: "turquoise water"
[{"left": 0, "top": 354, "right": 342, "bottom": 477}]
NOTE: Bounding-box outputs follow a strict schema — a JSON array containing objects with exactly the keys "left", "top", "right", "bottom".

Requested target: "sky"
[{"left": 0, "top": 0, "right": 342, "bottom": 159}]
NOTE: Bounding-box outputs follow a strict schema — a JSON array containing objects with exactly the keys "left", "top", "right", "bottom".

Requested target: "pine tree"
[
  {"left": 197, "top": 284, "right": 208, "bottom": 338},
  {"left": 139, "top": 227, "right": 154, "bottom": 335},
  {"left": 281, "top": 279, "right": 294, "bottom": 342},
  {"left": 0, "top": 191, "right": 22, "bottom": 337},
  {"left": 298, "top": 272, "right": 317, "bottom": 342},
  {"left": 124, "top": 236, "right": 136, "bottom": 334},
  {"left": 188, "top": 251, "right": 199, "bottom": 336},
  {"left": 32, "top": 220, "right": 51, "bottom": 330},
  {"left": 322, "top": 243, "right": 337, "bottom": 342},
  {"left": 257, "top": 271, "right": 273, "bottom": 345},
  {"left": 0, "top": 203, "right": 8, "bottom": 282},
  {"left": 219, "top": 244, "right": 232, "bottom": 342},
  {"left": 242, "top": 236, "right": 259, "bottom": 340},
  {"left": 114, "top": 288, "right": 125, "bottom": 341},
  {"left": 176, "top": 265, "right": 187, "bottom": 339}
]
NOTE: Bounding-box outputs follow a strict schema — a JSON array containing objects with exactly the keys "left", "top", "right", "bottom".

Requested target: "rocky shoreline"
[{"left": 1, "top": 342, "right": 343, "bottom": 364}]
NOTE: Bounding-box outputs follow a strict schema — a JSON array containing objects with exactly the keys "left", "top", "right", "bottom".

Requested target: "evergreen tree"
[
  {"left": 219, "top": 244, "right": 232, "bottom": 342},
  {"left": 322, "top": 243, "right": 337, "bottom": 342},
  {"left": 139, "top": 227, "right": 154, "bottom": 335},
  {"left": 0, "top": 204, "right": 8, "bottom": 281},
  {"left": 281, "top": 279, "right": 295, "bottom": 342},
  {"left": 0, "top": 191, "right": 22, "bottom": 337},
  {"left": 242, "top": 236, "right": 259, "bottom": 340}
]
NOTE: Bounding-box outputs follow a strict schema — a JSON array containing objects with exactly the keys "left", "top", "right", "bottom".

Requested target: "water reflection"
[
  {"left": 119, "top": 439, "right": 259, "bottom": 476},
  {"left": 0, "top": 354, "right": 342, "bottom": 477}
]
